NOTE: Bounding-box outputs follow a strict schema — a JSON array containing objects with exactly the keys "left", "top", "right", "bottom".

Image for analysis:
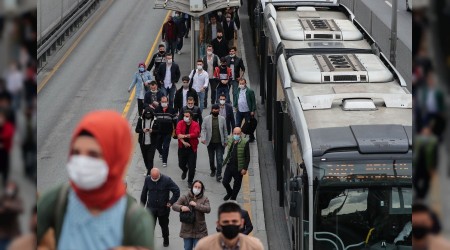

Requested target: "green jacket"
[
  {"left": 233, "top": 87, "right": 256, "bottom": 112},
  {"left": 37, "top": 184, "right": 154, "bottom": 249},
  {"left": 223, "top": 136, "right": 250, "bottom": 171}
]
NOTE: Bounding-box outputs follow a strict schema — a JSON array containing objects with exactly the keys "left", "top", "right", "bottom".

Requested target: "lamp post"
[{"left": 389, "top": 0, "right": 398, "bottom": 66}]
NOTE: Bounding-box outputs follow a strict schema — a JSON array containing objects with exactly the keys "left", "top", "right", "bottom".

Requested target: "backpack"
[{"left": 39, "top": 184, "right": 153, "bottom": 248}]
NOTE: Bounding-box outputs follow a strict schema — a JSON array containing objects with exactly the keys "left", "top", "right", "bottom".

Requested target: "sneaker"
[
  {"left": 162, "top": 163, "right": 167, "bottom": 168},
  {"left": 223, "top": 194, "right": 231, "bottom": 201},
  {"left": 159, "top": 154, "right": 163, "bottom": 160},
  {"left": 210, "top": 170, "right": 216, "bottom": 177},
  {"left": 188, "top": 182, "right": 193, "bottom": 188},
  {"left": 216, "top": 176, "right": 222, "bottom": 182},
  {"left": 177, "top": 50, "right": 181, "bottom": 55},
  {"left": 181, "top": 170, "right": 187, "bottom": 180},
  {"left": 163, "top": 239, "right": 169, "bottom": 247}
]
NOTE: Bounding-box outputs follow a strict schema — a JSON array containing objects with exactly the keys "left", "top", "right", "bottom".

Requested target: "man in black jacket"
[
  {"left": 211, "top": 30, "right": 229, "bottom": 59},
  {"left": 141, "top": 168, "right": 180, "bottom": 247},
  {"left": 174, "top": 76, "right": 198, "bottom": 113},
  {"left": 147, "top": 44, "right": 166, "bottom": 79},
  {"left": 225, "top": 47, "right": 246, "bottom": 98},
  {"left": 154, "top": 96, "right": 177, "bottom": 168},
  {"left": 156, "top": 54, "right": 181, "bottom": 108},
  {"left": 143, "top": 81, "right": 165, "bottom": 110},
  {"left": 218, "top": 94, "right": 235, "bottom": 134},
  {"left": 178, "top": 96, "right": 203, "bottom": 127},
  {"left": 216, "top": 207, "right": 253, "bottom": 235}
]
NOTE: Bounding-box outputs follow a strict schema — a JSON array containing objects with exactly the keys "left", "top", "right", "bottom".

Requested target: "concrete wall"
[
  {"left": 37, "top": 0, "right": 81, "bottom": 42},
  {"left": 339, "top": 0, "right": 412, "bottom": 88}
]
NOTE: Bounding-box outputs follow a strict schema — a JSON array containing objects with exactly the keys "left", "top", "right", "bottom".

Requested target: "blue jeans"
[
  {"left": 216, "top": 84, "right": 231, "bottom": 104},
  {"left": 176, "top": 37, "right": 183, "bottom": 51},
  {"left": 157, "top": 134, "right": 172, "bottom": 164},
  {"left": 183, "top": 238, "right": 199, "bottom": 250},
  {"left": 161, "top": 85, "right": 177, "bottom": 108},
  {"left": 197, "top": 91, "right": 205, "bottom": 113},
  {"left": 207, "top": 143, "right": 224, "bottom": 177}
]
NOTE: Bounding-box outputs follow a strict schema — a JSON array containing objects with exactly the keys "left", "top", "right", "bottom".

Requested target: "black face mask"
[
  {"left": 220, "top": 224, "right": 240, "bottom": 239},
  {"left": 212, "top": 112, "right": 219, "bottom": 117},
  {"left": 217, "top": 36, "right": 223, "bottom": 39},
  {"left": 412, "top": 226, "right": 430, "bottom": 240},
  {"left": 159, "top": 51, "right": 165, "bottom": 54},
  {"left": 144, "top": 114, "right": 153, "bottom": 120}
]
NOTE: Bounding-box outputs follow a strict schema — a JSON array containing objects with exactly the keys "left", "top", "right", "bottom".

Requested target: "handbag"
[
  {"left": 241, "top": 116, "right": 258, "bottom": 135},
  {"left": 179, "top": 206, "right": 196, "bottom": 224}
]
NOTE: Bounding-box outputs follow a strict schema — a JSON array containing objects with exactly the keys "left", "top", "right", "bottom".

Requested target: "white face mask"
[
  {"left": 239, "top": 84, "right": 245, "bottom": 89},
  {"left": 187, "top": 104, "right": 194, "bottom": 109},
  {"left": 193, "top": 188, "right": 201, "bottom": 195},
  {"left": 151, "top": 175, "right": 160, "bottom": 182},
  {"left": 226, "top": 18, "right": 231, "bottom": 22},
  {"left": 197, "top": 65, "right": 203, "bottom": 70},
  {"left": 167, "top": 59, "right": 173, "bottom": 64},
  {"left": 67, "top": 155, "right": 109, "bottom": 190},
  {"left": 207, "top": 51, "right": 213, "bottom": 56},
  {"left": 161, "top": 102, "right": 168, "bottom": 108},
  {"left": 219, "top": 100, "right": 226, "bottom": 105},
  {"left": 184, "top": 117, "right": 190, "bottom": 123}
]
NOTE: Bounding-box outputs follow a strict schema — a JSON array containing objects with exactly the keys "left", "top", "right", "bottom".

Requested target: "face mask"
[
  {"left": 151, "top": 176, "right": 160, "bottom": 182},
  {"left": 230, "top": 54, "right": 235, "bottom": 57},
  {"left": 183, "top": 83, "right": 189, "bottom": 89},
  {"left": 187, "top": 104, "right": 194, "bottom": 109},
  {"left": 159, "top": 51, "right": 165, "bottom": 54},
  {"left": 197, "top": 65, "right": 203, "bottom": 70},
  {"left": 167, "top": 59, "right": 173, "bottom": 64},
  {"left": 151, "top": 89, "right": 157, "bottom": 93},
  {"left": 212, "top": 112, "right": 219, "bottom": 117},
  {"left": 219, "top": 100, "right": 226, "bottom": 105},
  {"left": 175, "top": 14, "right": 179, "bottom": 17},
  {"left": 412, "top": 226, "right": 430, "bottom": 240},
  {"left": 192, "top": 188, "right": 201, "bottom": 195},
  {"left": 217, "top": 36, "right": 222, "bottom": 39},
  {"left": 67, "top": 155, "right": 109, "bottom": 190},
  {"left": 207, "top": 51, "right": 213, "bottom": 55},
  {"left": 221, "top": 224, "right": 240, "bottom": 239},
  {"left": 184, "top": 117, "right": 190, "bottom": 123},
  {"left": 161, "top": 103, "right": 168, "bottom": 108},
  {"left": 239, "top": 85, "right": 245, "bottom": 89},
  {"left": 233, "top": 135, "right": 240, "bottom": 141},
  {"left": 139, "top": 67, "right": 145, "bottom": 72},
  {"left": 218, "top": 11, "right": 222, "bottom": 16},
  {"left": 221, "top": 64, "right": 227, "bottom": 67},
  {"left": 226, "top": 18, "right": 231, "bottom": 22},
  {"left": 144, "top": 114, "right": 153, "bottom": 120},
  {"left": 6, "top": 188, "right": 15, "bottom": 197}
]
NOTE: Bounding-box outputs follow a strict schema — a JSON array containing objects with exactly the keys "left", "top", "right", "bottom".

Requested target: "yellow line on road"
[
  {"left": 37, "top": 0, "right": 114, "bottom": 94},
  {"left": 242, "top": 172, "right": 253, "bottom": 236},
  {"left": 121, "top": 10, "right": 171, "bottom": 118}
]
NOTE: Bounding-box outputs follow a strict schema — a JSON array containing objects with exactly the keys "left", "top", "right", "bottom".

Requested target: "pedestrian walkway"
[{"left": 125, "top": 22, "right": 268, "bottom": 249}]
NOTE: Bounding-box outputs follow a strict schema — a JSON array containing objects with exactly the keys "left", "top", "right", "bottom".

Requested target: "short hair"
[
  {"left": 182, "top": 76, "right": 190, "bottom": 82},
  {"left": 150, "top": 80, "right": 157, "bottom": 85},
  {"left": 207, "top": 44, "right": 213, "bottom": 49},
  {"left": 187, "top": 96, "right": 195, "bottom": 102},
  {"left": 218, "top": 202, "right": 242, "bottom": 219},
  {"left": 219, "top": 94, "right": 227, "bottom": 99},
  {"left": 239, "top": 78, "right": 247, "bottom": 84},
  {"left": 197, "top": 59, "right": 203, "bottom": 64},
  {"left": 166, "top": 53, "right": 173, "bottom": 57},
  {"left": 220, "top": 57, "right": 226, "bottom": 63},
  {"left": 158, "top": 44, "right": 165, "bottom": 48},
  {"left": 230, "top": 46, "right": 237, "bottom": 51},
  {"left": 183, "top": 110, "right": 193, "bottom": 117},
  {"left": 412, "top": 203, "right": 431, "bottom": 214},
  {"left": 217, "top": 30, "right": 223, "bottom": 34},
  {"left": 161, "top": 96, "right": 168, "bottom": 101}
]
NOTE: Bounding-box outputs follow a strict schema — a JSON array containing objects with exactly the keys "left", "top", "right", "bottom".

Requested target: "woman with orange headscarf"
[{"left": 37, "top": 110, "right": 154, "bottom": 250}]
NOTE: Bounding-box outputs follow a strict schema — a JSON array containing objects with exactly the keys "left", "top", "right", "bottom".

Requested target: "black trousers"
[
  {"left": 0, "top": 150, "right": 9, "bottom": 187},
  {"left": 209, "top": 79, "right": 218, "bottom": 104},
  {"left": 152, "top": 211, "right": 170, "bottom": 241},
  {"left": 178, "top": 147, "right": 197, "bottom": 183},
  {"left": 140, "top": 143, "right": 157, "bottom": 175},
  {"left": 223, "top": 165, "right": 243, "bottom": 200},
  {"left": 137, "top": 98, "right": 144, "bottom": 116}
]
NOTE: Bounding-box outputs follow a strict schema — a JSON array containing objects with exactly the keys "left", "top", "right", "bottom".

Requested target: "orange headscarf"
[{"left": 69, "top": 110, "right": 132, "bottom": 210}]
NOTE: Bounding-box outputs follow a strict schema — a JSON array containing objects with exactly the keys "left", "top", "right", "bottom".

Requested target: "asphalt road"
[
  {"left": 37, "top": 0, "right": 167, "bottom": 192},
  {"left": 362, "top": 0, "right": 412, "bottom": 50}
]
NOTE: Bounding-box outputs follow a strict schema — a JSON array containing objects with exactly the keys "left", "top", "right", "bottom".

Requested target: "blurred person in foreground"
[
  {"left": 37, "top": 110, "right": 155, "bottom": 250},
  {"left": 7, "top": 205, "right": 36, "bottom": 250},
  {"left": 412, "top": 203, "right": 450, "bottom": 250},
  {"left": 0, "top": 181, "right": 23, "bottom": 250},
  {"left": 195, "top": 201, "right": 263, "bottom": 250},
  {"left": 0, "top": 109, "right": 15, "bottom": 187},
  {"left": 215, "top": 201, "right": 253, "bottom": 235}
]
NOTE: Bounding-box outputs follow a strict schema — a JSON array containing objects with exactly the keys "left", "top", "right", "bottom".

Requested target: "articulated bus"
[{"left": 254, "top": 1, "right": 413, "bottom": 249}]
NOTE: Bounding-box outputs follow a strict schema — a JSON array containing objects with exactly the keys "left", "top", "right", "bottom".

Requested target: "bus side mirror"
[{"left": 289, "top": 177, "right": 302, "bottom": 218}]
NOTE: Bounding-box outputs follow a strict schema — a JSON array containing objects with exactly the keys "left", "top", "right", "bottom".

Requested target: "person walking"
[
  {"left": 157, "top": 54, "right": 181, "bottom": 108},
  {"left": 211, "top": 30, "right": 229, "bottom": 59},
  {"left": 195, "top": 202, "right": 263, "bottom": 250},
  {"left": 201, "top": 104, "right": 228, "bottom": 182},
  {"left": 203, "top": 45, "right": 220, "bottom": 105},
  {"left": 128, "top": 62, "right": 152, "bottom": 117},
  {"left": 218, "top": 94, "right": 235, "bottom": 135},
  {"left": 188, "top": 59, "right": 209, "bottom": 113},
  {"left": 174, "top": 76, "right": 199, "bottom": 114},
  {"left": 222, "top": 13, "right": 238, "bottom": 48},
  {"left": 176, "top": 110, "right": 201, "bottom": 188},
  {"left": 174, "top": 11, "right": 187, "bottom": 55},
  {"left": 37, "top": 110, "right": 155, "bottom": 250},
  {"left": 222, "top": 127, "right": 250, "bottom": 201},
  {"left": 162, "top": 16, "right": 179, "bottom": 57},
  {"left": 172, "top": 180, "right": 211, "bottom": 250},
  {"left": 147, "top": 44, "right": 166, "bottom": 81},
  {"left": 143, "top": 81, "right": 164, "bottom": 110},
  {"left": 178, "top": 97, "right": 203, "bottom": 127},
  {"left": 141, "top": 168, "right": 180, "bottom": 247},
  {"left": 214, "top": 57, "right": 232, "bottom": 104},
  {"left": 0, "top": 181, "right": 23, "bottom": 249},
  {"left": 225, "top": 47, "right": 246, "bottom": 98},
  {"left": 205, "top": 15, "right": 223, "bottom": 45},
  {"left": 135, "top": 108, "right": 158, "bottom": 176},
  {"left": 234, "top": 78, "right": 256, "bottom": 142},
  {"left": 154, "top": 96, "right": 177, "bottom": 168},
  {"left": 216, "top": 203, "right": 254, "bottom": 235}
]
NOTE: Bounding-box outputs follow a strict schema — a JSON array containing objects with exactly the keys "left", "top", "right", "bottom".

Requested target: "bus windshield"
[{"left": 313, "top": 160, "right": 412, "bottom": 249}]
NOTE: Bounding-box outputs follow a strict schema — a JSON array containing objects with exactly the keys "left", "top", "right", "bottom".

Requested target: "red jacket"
[
  {"left": 176, "top": 120, "right": 200, "bottom": 152},
  {"left": 0, "top": 122, "right": 15, "bottom": 152}
]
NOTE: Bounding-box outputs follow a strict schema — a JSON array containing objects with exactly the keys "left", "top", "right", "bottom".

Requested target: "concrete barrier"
[{"left": 37, "top": 0, "right": 81, "bottom": 42}]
